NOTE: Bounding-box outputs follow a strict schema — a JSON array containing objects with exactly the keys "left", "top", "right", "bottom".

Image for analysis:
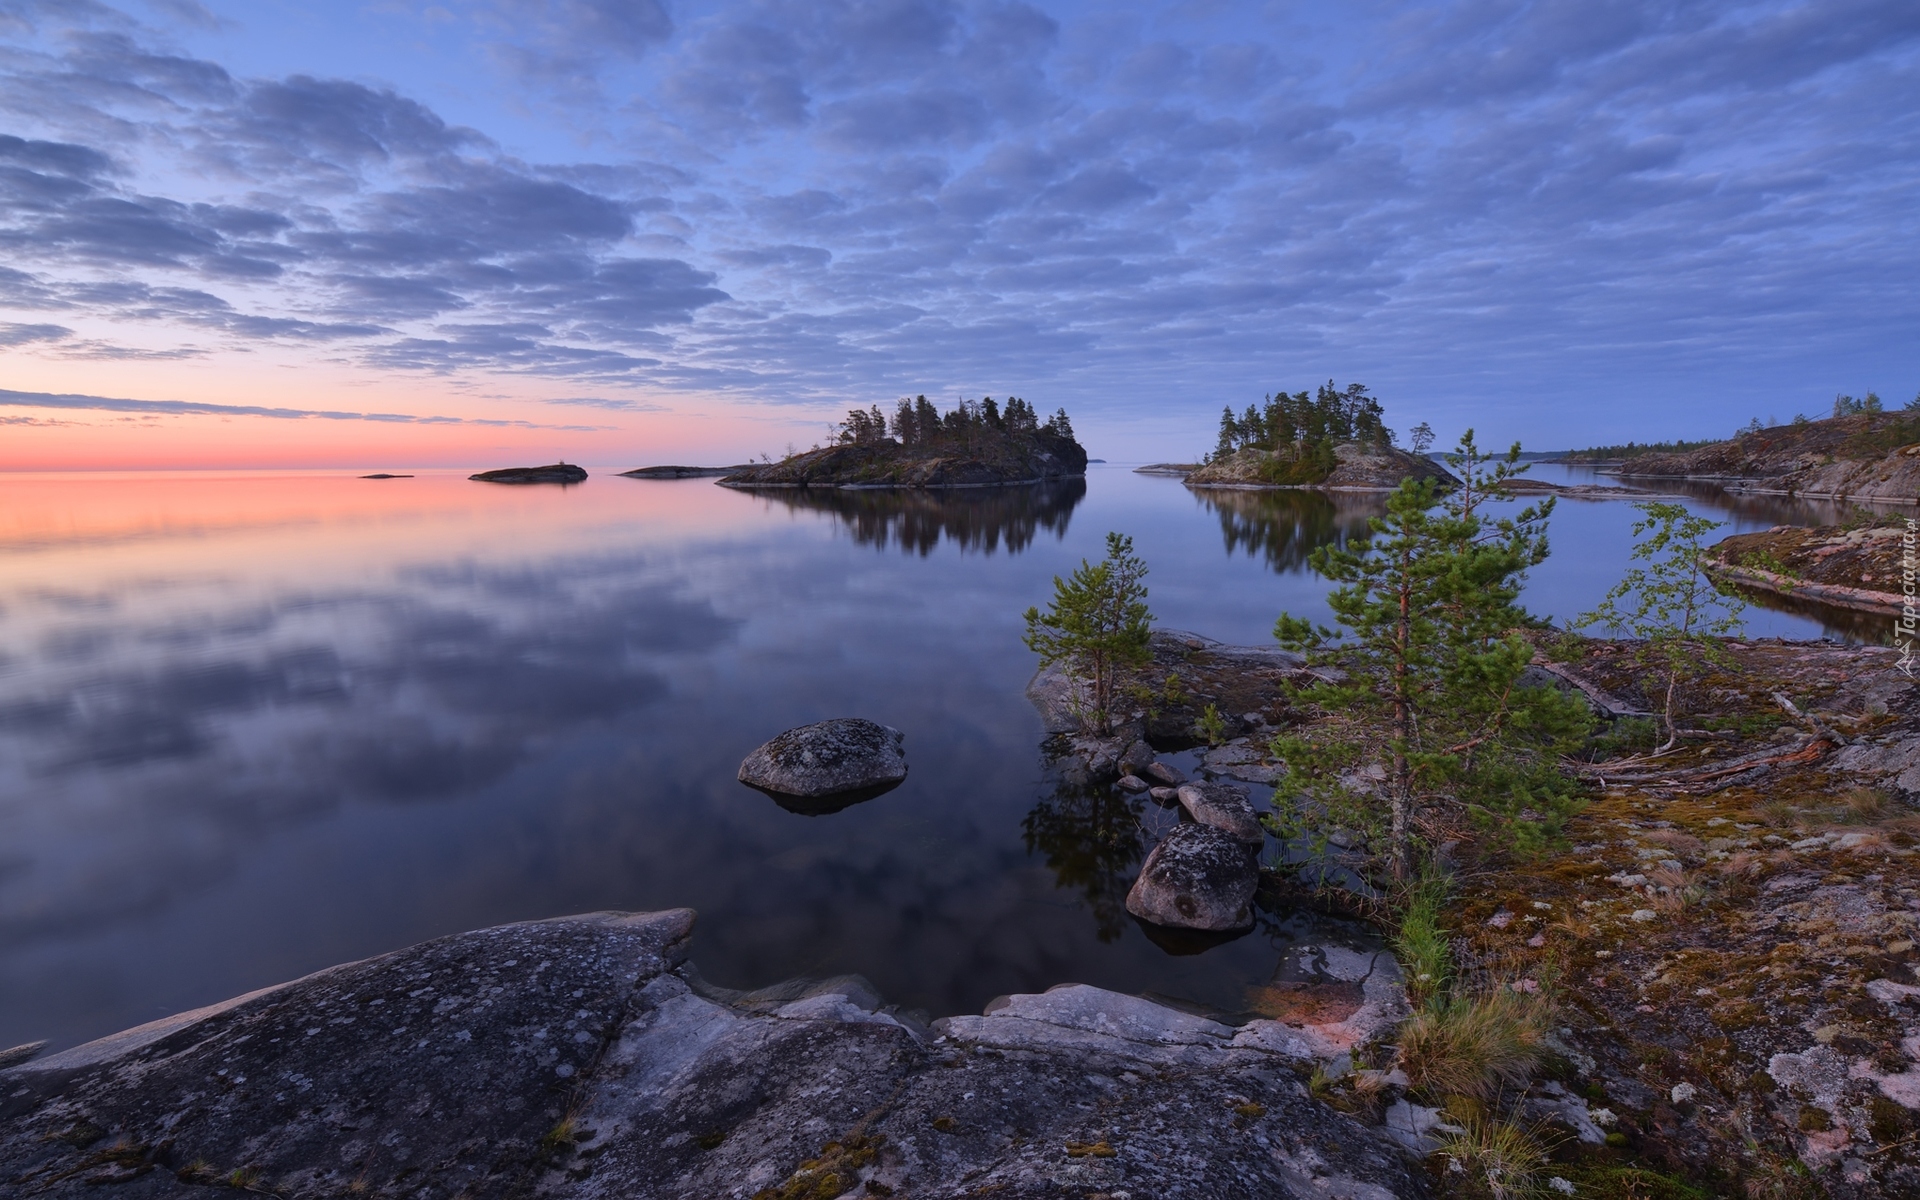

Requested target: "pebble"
[
  {"left": 1630, "top": 909, "right": 1657, "bottom": 922},
  {"left": 1116, "top": 775, "right": 1149, "bottom": 793}
]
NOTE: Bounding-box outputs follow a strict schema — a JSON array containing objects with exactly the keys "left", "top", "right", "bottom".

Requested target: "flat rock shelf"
[{"left": 0, "top": 911, "right": 1426, "bottom": 1199}]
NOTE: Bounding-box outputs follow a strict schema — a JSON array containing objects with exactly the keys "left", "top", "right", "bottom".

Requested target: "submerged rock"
[
  {"left": 737, "top": 717, "right": 908, "bottom": 800},
  {"left": 1177, "top": 780, "right": 1267, "bottom": 845},
  {"left": 468, "top": 463, "right": 588, "bottom": 483},
  {"left": 0, "top": 912, "right": 1427, "bottom": 1199},
  {"left": 1124, "top": 823, "right": 1259, "bottom": 931}
]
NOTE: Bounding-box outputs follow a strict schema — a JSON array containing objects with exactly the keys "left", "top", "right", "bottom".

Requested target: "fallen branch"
[
  {"left": 1530, "top": 660, "right": 1651, "bottom": 719},
  {"left": 1773, "top": 691, "right": 1849, "bottom": 747}
]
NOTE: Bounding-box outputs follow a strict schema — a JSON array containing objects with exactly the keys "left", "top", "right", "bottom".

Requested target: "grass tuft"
[
  {"left": 1398, "top": 988, "right": 1550, "bottom": 1102},
  {"left": 1433, "top": 1117, "right": 1556, "bottom": 1200}
]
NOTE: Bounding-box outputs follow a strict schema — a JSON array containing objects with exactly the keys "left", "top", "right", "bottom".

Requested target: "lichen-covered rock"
[
  {"left": 0, "top": 913, "right": 1429, "bottom": 1199},
  {"left": 1125, "top": 823, "right": 1259, "bottom": 931},
  {"left": 1177, "top": 780, "right": 1267, "bottom": 845},
  {"left": 737, "top": 718, "right": 908, "bottom": 799}
]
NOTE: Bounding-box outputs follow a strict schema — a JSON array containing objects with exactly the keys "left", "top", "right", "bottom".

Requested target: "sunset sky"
[{"left": 1, "top": 0, "right": 1916, "bottom": 469}]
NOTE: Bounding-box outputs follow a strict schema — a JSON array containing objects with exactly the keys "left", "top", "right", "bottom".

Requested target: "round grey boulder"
[
  {"left": 1124, "top": 823, "right": 1258, "bottom": 932},
  {"left": 1176, "top": 781, "right": 1266, "bottom": 846},
  {"left": 738, "top": 718, "right": 908, "bottom": 803}
]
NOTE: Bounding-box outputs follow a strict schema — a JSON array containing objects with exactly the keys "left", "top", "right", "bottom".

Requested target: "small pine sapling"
[
  {"left": 1024, "top": 532, "right": 1154, "bottom": 734},
  {"left": 1576, "top": 502, "right": 1745, "bottom": 753}
]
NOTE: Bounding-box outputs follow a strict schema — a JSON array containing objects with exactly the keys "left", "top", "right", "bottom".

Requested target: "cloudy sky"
[{"left": 0, "top": 0, "right": 1915, "bottom": 468}]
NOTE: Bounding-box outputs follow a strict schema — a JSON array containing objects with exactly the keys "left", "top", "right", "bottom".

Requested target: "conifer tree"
[
  {"left": 1271, "top": 433, "right": 1589, "bottom": 877},
  {"left": 1024, "top": 533, "right": 1153, "bottom": 735}
]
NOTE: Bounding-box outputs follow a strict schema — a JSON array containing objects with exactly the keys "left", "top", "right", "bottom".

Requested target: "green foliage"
[
  {"left": 1213, "top": 379, "right": 1392, "bottom": 461},
  {"left": 1023, "top": 532, "right": 1153, "bottom": 734},
  {"left": 1195, "top": 701, "right": 1228, "bottom": 746},
  {"left": 871, "top": 394, "right": 1069, "bottom": 452},
  {"left": 1409, "top": 420, "right": 1436, "bottom": 454},
  {"left": 1394, "top": 872, "right": 1454, "bottom": 1005},
  {"left": 1576, "top": 503, "right": 1745, "bottom": 752},
  {"left": 1270, "top": 432, "right": 1591, "bottom": 876},
  {"left": 1833, "top": 390, "right": 1884, "bottom": 417}
]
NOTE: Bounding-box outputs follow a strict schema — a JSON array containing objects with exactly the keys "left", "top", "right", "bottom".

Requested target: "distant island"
[
  {"left": 1602, "top": 406, "right": 1920, "bottom": 502},
  {"left": 618, "top": 465, "right": 754, "bottom": 478},
  {"left": 1139, "top": 382, "right": 1456, "bottom": 492},
  {"left": 718, "top": 396, "right": 1086, "bottom": 489},
  {"left": 469, "top": 463, "right": 588, "bottom": 483}
]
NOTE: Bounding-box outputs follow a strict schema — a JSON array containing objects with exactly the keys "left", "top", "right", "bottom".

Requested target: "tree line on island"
[{"left": 835, "top": 394, "right": 1075, "bottom": 450}]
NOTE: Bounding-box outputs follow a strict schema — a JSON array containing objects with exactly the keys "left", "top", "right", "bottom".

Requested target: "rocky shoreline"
[
  {"left": 1704, "top": 522, "right": 1912, "bottom": 616},
  {"left": 0, "top": 910, "right": 1427, "bottom": 1200}
]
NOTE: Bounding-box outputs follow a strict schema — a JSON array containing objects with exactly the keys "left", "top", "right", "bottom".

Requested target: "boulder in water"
[
  {"left": 1124, "top": 824, "right": 1258, "bottom": 932},
  {"left": 738, "top": 718, "right": 908, "bottom": 804},
  {"left": 1176, "top": 781, "right": 1266, "bottom": 846}
]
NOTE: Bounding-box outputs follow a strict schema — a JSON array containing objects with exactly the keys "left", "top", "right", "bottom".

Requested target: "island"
[
  {"left": 618, "top": 464, "right": 753, "bottom": 478},
  {"left": 468, "top": 463, "right": 588, "bottom": 484},
  {"left": 1603, "top": 409, "right": 1920, "bottom": 503},
  {"left": 717, "top": 395, "right": 1086, "bottom": 489},
  {"left": 1137, "top": 382, "right": 1456, "bottom": 491}
]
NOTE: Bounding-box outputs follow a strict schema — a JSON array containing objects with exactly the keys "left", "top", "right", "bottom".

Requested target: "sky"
[{"left": 0, "top": 0, "right": 1915, "bottom": 469}]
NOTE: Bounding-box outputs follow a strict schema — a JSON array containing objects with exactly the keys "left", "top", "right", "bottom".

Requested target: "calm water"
[{"left": 0, "top": 463, "right": 1887, "bottom": 1052}]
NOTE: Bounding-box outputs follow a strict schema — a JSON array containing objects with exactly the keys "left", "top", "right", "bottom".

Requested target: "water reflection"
[
  {"left": 737, "top": 478, "right": 1086, "bottom": 556},
  {"left": 1021, "top": 781, "right": 1151, "bottom": 942},
  {"left": 1193, "top": 488, "right": 1381, "bottom": 573}
]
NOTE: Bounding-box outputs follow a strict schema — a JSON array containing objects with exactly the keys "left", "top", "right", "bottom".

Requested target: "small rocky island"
[
  {"left": 470, "top": 463, "right": 589, "bottom": 484},
  {"left": 719, "top": 396, "right": 1086, "bottom": 489},
  {"left": 1144, "top": 382, "right": 1457, "bottom": 492}
]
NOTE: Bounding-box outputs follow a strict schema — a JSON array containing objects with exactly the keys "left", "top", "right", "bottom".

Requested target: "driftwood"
[
  {"left": 1529, "top": 660, "right": 1651, "bottom": 719},
  {"left": 1582, "top": 735, "right": 1837, "bottom": 791}
]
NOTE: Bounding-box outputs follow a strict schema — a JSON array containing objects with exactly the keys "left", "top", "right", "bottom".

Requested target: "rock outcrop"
[
  {"left": 737, "top": 718, "right": 909, "bottom": 807},
  {"left": 1610, "top": 411, "right": 1920, "bottom": 502},
  {"left": 1704, "top": 522, "right": 1912, "bottom": 615},
  {"left": 1124, "top": 823, "right": 1260, "bottom": 932},
  {"left": 617, "top": 465, "right": 752, "bottom": 478},
  {"left": 469, "top": 463, "right": 589, "bottom": 484},
  {"left": 1184, "top": 442, "right": 1457, "bottom": 492},
  {"left": 1177, "top": 780, "right": 1268, "bottom": 845},
  {"left": 0, "top": 912, "right": 1429, "bottom": 1199}
]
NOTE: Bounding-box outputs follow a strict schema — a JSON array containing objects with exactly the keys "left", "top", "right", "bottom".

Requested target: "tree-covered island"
[
  {"left": 1159, "top": 381, "right": 1456, "bottom": 490},
  {"left": 719, "top": 395, "right": 1087, "bottom": 489}
]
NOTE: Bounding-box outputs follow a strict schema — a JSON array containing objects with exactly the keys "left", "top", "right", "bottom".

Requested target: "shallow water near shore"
[{"left": 0, "top": 462, "right": 1879, "bottom": 1053}]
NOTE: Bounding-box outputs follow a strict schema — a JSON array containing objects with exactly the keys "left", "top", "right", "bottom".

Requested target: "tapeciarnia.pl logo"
[{"left": 1899, "top": 517, "right": 1917, "bottom": 677}]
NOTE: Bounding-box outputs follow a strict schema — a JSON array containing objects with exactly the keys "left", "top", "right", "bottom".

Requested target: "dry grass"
[
  {"left": 1397, "top": 989, "right": 1551, "bottom": 1102},
  {"left": 1642, "top": 828, "right": 1705, "bottom": 857},
  {"left": 1434, "top": 1117, "right": 1558, "bottom": 1200},
  {"left": 1648, "top": 865, "right": 1709, "bottom": 915},
  {"left": 1843, "top": 787, "right": 1898, "bottom": 824}
]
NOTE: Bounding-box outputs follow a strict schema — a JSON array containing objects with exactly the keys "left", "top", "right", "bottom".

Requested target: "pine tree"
[
  {"left": 1024, "top": 533, "right": 1153, "bottom": 735},
  {"left": 1272, "top": 433, "right": 1588, "bottom": 877},
  {"left": 1576, "top": 503, "right": 1745, "bottom": 753}
]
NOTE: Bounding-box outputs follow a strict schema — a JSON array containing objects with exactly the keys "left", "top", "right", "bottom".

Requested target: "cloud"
[
  {"left": 0, "top": 387, "right": 609, "bottom": 429},
  {"left": 0, "top": 320, "right": 69, "bottom": 344},
  {"left": 0, "top": 1, "right": 1911, "bottom": 441},
  {"left": 544, "top": 395, "right": 669, "bottom": 412}
]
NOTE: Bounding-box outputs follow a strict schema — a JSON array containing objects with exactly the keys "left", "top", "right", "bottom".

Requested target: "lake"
[{"left": 0, "top": 462, "right": 1888, "bottom": 1054}]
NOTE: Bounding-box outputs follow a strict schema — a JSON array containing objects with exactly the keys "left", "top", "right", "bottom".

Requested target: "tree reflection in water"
[
  {"left": 1191, "top": 488, "right": 1381, "bottom": 574},
  {"left": 1022, "top": 780, "right": 1163, "bottom": 942},
  {"left": 738, "top": 477, "right": 1086, "bottom": 556}
]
